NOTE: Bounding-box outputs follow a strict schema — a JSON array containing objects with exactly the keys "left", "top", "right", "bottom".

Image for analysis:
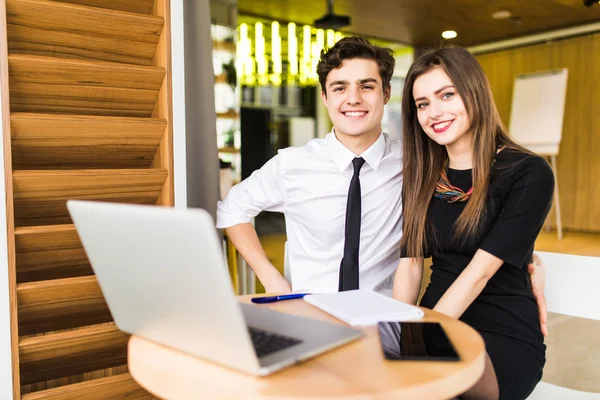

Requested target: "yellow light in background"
[
  {"left": 239, "top": 24, "right": 246, "bottom": 83},
  {"left": 326, "top": 29, "right": 335, "bottom": 49},
  {"left": 288, "top": 23, "right": 298, "bottom": 79},
  {"left": 255, "top": 22, "right": 268, "bottom": 85},
  {"left": 310, "top": 28, "right": 324, "bottom": 81},
  {"left": 300, "top": 25, "right": 311, "bottom": 85},
  {"left": 255, "top": 22, "right": 263, "bottom": 56},
  {"left": 271, "top": 22, "right": 282, "bottom": 85},
  {"left": 303, "top": 25, "right": 311, "bottom": 59},
  {"left": 239, "top": 23, "right": 252, "bottom": 85},
  {"left": 316, "top": 29, "right": 325, "bottom": 50},
  {"left": 245, "top": 38, "right": 255, "bottom": 85},
  {"left": 240, "top": 23, "right": 248, "bottom": 48},
  {"left": 236, "top": 30, "right": 243, "bottom": 83},
  {"left": 271, "top": 22, "right": 281, "bottom": 65},
  {"left": 237, "top": 21, "right": 345, "bottom": 86}
]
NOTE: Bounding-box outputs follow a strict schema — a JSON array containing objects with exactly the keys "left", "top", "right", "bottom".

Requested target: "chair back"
[
  {"left": 526, "top": 251, "right": 600, "bottom": 399},
  {"left": 536, "top": 251, "right": 600, "bottom": 321},
  {"left": 283, "top": 241, "right": 292, "bottom": 281}
]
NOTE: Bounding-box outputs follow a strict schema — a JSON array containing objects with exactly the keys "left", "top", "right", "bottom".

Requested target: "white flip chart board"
[{"left": 508, "top": 69, "right": 568, "bottom": 156}]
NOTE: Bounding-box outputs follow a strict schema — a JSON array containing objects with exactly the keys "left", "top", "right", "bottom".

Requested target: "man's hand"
[
  {"left": 528, "top": 253, "right": 548, "bottom": 337},
  {"left": 262, "top": 271, "right": 292, "bottom": 294}
]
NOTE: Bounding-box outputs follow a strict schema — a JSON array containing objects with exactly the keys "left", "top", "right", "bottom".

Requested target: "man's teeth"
[
  {"left": 344, "top": 111, "right": 366, "bottom": 117},
  {"left": 433, "top": 121, "right": 451, "bottom": 129}
]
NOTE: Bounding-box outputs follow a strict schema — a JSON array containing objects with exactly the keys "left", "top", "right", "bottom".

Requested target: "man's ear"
[
  {"left": 321, "top": 90, "right": 328, "bottom": 105},
  {"left": 383, "top": 86, "right": 391, "bottom": 105}
]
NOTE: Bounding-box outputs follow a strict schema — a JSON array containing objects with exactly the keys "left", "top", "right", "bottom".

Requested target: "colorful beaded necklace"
[{"left": 434, "top": 168, "right": 473, "bottom": 203}]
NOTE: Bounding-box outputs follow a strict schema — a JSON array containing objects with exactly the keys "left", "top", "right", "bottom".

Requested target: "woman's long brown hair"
[{"left": 400, "top": 47, "right": 530, "bottom": 257}]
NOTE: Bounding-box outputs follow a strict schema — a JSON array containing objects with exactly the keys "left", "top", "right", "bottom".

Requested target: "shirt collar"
[{"left": 326, "top": 129, "right": 387, "bottom": 172}]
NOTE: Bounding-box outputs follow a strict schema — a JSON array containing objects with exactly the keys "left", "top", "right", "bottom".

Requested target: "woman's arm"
[
  {"left": 392, "top": 257, "right": 424, "bottom": 305},
  {"left": 433, "top": 249, "right": 502, "bottom": 319},
  {"left": 433, "top": 155, "right": 554, "bottom": 321}
]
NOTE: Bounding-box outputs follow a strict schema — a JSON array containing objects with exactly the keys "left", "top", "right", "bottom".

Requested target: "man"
[
  {"left": 217, "top": 37, "right": 400, "bottom": 295},
  {"left": 216, "top": 37, "right": 548, "bottom": 335}
]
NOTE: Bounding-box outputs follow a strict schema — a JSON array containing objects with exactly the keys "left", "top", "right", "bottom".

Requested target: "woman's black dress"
[{"left": 419, "top": 149, "right": 554, "bottom": 399}]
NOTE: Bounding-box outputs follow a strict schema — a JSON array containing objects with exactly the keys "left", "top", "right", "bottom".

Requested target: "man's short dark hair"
[{"left": 316, "top": 37, "right": 395, "bottom": 96}]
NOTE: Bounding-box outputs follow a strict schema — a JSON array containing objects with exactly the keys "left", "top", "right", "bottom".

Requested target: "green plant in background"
[
  {"left": 223, "top": 126, "right": 235, "bottom": 147},
  {"left": 222, "top": 59, "right": 237, "bottom": 90}
]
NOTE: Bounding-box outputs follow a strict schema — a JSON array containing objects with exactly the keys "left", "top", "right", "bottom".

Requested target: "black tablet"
[{"left": 377, "top": 321, "right": 460, "bottom": 361}]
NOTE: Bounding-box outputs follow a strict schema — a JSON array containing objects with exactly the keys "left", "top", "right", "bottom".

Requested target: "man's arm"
[
  {"left": 217, "top": 154, "right": 290, "bottom": 293},
  {"left": 225, "top": 223, "right": 291, "bottom": 294}
]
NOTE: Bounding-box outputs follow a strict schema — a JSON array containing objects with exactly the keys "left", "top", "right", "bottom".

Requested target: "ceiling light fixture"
[
  {"left": 314, "top": 0, "right": 351, "bottom": 29},
  {"left": 441, "top": 30, "right": 457, "bottom": 39}
]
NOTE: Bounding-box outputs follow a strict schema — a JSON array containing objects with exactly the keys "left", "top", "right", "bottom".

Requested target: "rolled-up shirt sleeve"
[{"left": 216, "top": 153, "right": 286, "bottom": 229}]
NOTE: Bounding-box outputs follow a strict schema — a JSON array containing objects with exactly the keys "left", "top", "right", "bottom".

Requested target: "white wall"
[{"left": 171, "top": 0, "right": 187, "bottom": 208}]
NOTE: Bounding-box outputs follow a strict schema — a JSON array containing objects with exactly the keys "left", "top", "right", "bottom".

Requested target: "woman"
[{"left": 393, "top": 47, "right": 553, "bottom": 399}]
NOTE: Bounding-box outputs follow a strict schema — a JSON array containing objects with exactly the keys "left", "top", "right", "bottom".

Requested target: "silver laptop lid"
[{"left": 67, "top": 200, "right": 260, "bottom": 374}]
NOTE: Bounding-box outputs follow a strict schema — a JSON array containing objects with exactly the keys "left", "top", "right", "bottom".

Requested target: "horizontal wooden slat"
[
  {"left": 17, "top": 276, "right": 111, "bottom": 335},
  {"left": 12, "top": 169, "right": 168, "bottom": 226},
  {"left": 8, "top": 0, "right": 162, "bottom": 41},
  {"left": 15, "top": 224, "right": 92, "bottom": 283},
  {"left": 7, "top": 0, "right": 164, "bottom": 65},
  {"left": 21, "top": 372, "right": 153, "bottom": 400},
  {"left": 12, "top": 169, "right": 169, "bottom": 199},
  {"left": 19, "top": 323, "right": 129, "bottom": 385},
  {"left": 8, "top": 55, "right": 165, "bottom": 90},
  {"left": 50, "top": 0, "right": 155, "bottom": 14},
  {"left": 9, "top": 101, "right": 157, "bottom": 117},
  {"left": 11, "top": 113, "right": 166, "bottom": 169},
  {"left": 10, "top": 83, "right": 160, "bottom": 117},
  {"left": 8, "top": 26, "right": 158, "bottom": 67}
]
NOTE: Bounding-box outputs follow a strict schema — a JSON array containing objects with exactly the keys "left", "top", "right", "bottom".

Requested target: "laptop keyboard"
[{"left": 248, "top": 326, "right": 302, "bottom": 358}]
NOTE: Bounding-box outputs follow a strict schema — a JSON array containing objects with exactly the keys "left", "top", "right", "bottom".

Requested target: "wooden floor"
[{"left": 260, "top": 229, "right": 600, "bottom": 392}]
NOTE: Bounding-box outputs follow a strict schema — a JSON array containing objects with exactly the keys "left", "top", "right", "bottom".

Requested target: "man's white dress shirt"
[{"left": 217, "top": 131, "right": 403, "bottom": 294}]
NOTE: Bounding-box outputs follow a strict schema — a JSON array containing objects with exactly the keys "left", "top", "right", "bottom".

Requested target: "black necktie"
[{"left": 339, "top": 157, "right": 366, "bottom": 291}]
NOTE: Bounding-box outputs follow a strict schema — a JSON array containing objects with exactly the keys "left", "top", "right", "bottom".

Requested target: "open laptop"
[{"left": 67, "top": 200, "right": 361, "bottom": 376}]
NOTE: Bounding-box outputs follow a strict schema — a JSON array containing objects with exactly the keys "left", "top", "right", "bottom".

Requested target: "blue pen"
[{"left": 251, "top": 293, "right": 310, "bottom": 304}]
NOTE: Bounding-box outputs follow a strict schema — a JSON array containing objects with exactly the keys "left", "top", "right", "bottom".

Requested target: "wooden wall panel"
[
  {"left": 150, "top": 0, "right": 173, "bottom": 207},
  {"left": 476, "top": 33, "right": 600, "bottom": 232},
  {"left": 1, "top": 0, "right": 21, "bottom": 397},
  {"left": 3, "top": 0, "right": 172, "bottom": 397}
]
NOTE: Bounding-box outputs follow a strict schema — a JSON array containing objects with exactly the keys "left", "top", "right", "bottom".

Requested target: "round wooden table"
[{"left": 128, "top": 296, "right": 486, "bottom": 399}]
